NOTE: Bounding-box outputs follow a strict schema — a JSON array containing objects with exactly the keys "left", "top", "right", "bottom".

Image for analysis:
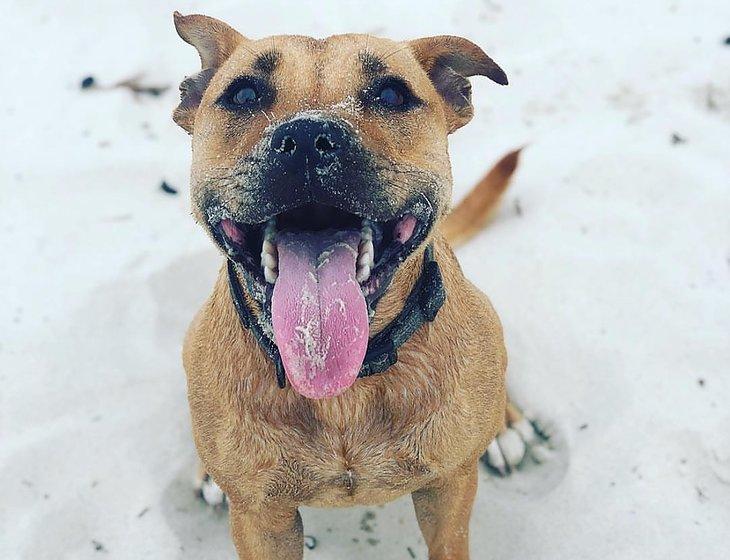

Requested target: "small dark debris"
[
  {"left": 21, "top": 479, "right": 33, "bottom": 488},
  {"left": 80, "top": 74, "right": 169, "bottom": 97},
  {"left": 366, "top": 538, "right": 380, "bottom": 546},
  {"left": 115, "top": 75, "right": 169, "bottom": 97},
  {"left": 696, "top": 486, "right": 708, "bottom": 502},
  {"left": 579, "top": 423, "right": 589, "bottom": 431},
  {"left": 137, "top": 507, "right": 150, "bottom": 518},
  {"left": 724, "top": 36, "right": 730, "bottom": 46},
  {"left": 91, "top": 540, "right": 106, "bottom": 552},
  {"left": 160, "top": 181, "right": 178, "bottom": 195},
  {"left": 671, "top": 132, "right": 686, "bottom": 145},
  {"left": 360, "top": 510, "right": 376, "bottom": 533},
  {"left": 513, "top": 198, "right": 523, "bottom": 217},
  {"left": 697, "top": 378, "right": 705, "bottom": 387},
  {"left": 304, "top": 535, "right": 317, "bottom": 550},
  {"left": 407, "top": 546, "right": 417, "bottom": 558},
  {"left": 43, "top": 493, "right": 50, "bottom": 500}
]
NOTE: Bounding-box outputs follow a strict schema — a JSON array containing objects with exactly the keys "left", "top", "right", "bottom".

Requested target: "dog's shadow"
[
  {"left": 159, "top": 462, "right": 236, "bottom": 559},
  {"left": 159, "top": 457, "right": 569, "bottom": 560}
]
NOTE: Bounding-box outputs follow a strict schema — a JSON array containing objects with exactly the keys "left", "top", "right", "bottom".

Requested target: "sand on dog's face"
[{"left": 186, "top": 34, "right": 454, "bottom": 229}]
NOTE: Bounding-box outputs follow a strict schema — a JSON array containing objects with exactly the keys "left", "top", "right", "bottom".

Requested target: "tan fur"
[{"left": 174, "top": 12, "right": 516, "bottom": 559}]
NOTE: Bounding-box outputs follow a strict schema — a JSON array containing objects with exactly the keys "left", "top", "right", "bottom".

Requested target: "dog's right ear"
[{"left": 172, "top": 12, "right": 245, "bottom": 133}]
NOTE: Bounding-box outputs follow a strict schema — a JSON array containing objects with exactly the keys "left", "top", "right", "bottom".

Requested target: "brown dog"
[{"left": 173, "top": 12, "right": 544, "bottom": 559}]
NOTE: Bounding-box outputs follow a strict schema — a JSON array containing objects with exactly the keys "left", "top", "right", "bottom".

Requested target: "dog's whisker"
[
  {"left": 381, "top": 43, "right": 410, "bottom": 61},
  {"left": 259, "top": 109, "right": 273, "bottom": 124},
  {"left": 420, "top": 192, "right": 434, "bottom": 215}
]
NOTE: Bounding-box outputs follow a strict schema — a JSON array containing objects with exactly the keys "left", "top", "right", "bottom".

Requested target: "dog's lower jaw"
[{"left": 367, "top": 240, "right": 431, "bottom": 336}]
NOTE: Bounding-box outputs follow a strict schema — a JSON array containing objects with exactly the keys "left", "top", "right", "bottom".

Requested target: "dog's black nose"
[{"left": 269, "top": 118, "right": 347, "bottom": 169}]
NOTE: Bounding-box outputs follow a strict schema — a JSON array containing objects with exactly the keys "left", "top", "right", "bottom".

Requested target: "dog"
[{"left": 173, "top": 12, "right": 545, "bottom": 559}]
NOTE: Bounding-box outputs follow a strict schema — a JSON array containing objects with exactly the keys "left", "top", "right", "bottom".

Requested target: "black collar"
[{"left": 226, "top": 244, "right": 446, "bottom": 389}]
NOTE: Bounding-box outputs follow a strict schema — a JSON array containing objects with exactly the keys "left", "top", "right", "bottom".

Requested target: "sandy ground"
[{"left": 1, "top": 1, "right": 729, "bottom": 558}]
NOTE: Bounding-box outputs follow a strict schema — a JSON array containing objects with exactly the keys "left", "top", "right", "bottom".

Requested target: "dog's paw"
[
  {"left": 194, "top": 469, "right": 228, "bottom": 508},
  {"left": 481, "top": 413, "right": 553, "bottom": 476}
]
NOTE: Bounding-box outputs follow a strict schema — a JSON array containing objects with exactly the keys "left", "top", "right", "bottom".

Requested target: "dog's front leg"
[
  {"left": 229, "top": 502, "right": 303, "bottom": 560},
  {"left": 411, "top": 461, "right": 478, "bottom": 560}
]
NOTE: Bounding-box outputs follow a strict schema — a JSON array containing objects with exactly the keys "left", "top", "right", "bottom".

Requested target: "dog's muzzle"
[{"left": 203, "top": 114, "right": 438, "bottom": 399}]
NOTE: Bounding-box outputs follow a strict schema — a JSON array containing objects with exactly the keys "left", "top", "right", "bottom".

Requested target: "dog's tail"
[{"left": 441, "top": 148, "right": 522, "bottom": 248}]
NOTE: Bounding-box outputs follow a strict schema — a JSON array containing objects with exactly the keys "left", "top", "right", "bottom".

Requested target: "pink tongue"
[{"left": 271, "top": 230, "right": 369, "bottom": 399}]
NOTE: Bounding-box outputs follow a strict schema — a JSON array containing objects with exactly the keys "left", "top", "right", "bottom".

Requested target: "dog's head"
[{"left": 173, "top": 12, "right": 507, "bottom": 398}]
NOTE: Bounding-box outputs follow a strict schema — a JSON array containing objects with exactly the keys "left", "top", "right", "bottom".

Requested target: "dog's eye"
[
  {"left": 219, "top": 76, "right": 273, "bottom": 111},
  {"left": 364, "top": 77, "right": 420, "bottom": 112},
  {"left": 232, "top": 85, "right": 259, "bottom": 105},
  {"left": 378, "top": 85, "right": 405, "bottom": 107}
]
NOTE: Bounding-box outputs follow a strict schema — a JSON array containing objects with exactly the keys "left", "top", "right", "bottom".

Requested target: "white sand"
[{"left": 1, "top": 1, "right": 729, "bottom": 558}]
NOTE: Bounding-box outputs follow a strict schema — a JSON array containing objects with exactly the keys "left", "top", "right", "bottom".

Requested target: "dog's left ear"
[
  {"left": 172, "top": 12, "right": 245, "bottom": 133},
  {"left": 409, "top": 36, "right": 507, "bottom": 133}
]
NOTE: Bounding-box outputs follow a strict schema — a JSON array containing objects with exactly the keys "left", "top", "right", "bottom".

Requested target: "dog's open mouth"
[
  {"left": 211, "top": 203, "right": 431, "bottom": 399},
  {"left": 214, "top": 204, "right": 429, "bottom": 297}
]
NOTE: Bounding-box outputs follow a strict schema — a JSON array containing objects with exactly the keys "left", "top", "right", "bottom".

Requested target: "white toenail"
[
  {"left": 202, "top": 479, "right": 225, "bottom": 506},
  {"left": 497, "top": 428, "right": 527, "bottom": 467},
  {"left": 512, "top": 418, "right": 537, "bottom": 443},
  {"left": 486, "top": 439, "right": 507, "bottom": 475}
]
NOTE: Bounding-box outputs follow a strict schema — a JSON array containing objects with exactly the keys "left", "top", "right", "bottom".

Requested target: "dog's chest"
[{"left": 244, "top": 395, "right": 444, "bottom": 507}]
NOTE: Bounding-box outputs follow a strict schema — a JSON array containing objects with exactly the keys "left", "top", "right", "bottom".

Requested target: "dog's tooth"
[
  {"left": 264, "top": 266, "right": 278, "bottom": 284},
  {"left": 262, "top": 239, "right": 276, "bottom": 255},
  {"left": 358, "top": 238, "right": 373, "bottom": 254},
  {"left": 357, "top": 249, "right": 373, "bottom": 268},
  {"left": 262, "top": 253, "right": 278, "bottom": 269},
  {"left": 364, "top": 239, "right": 374, "bottom": 261},
  {"left": 356, "top": 264, "right": 371, "bottom": 283},
  {"left": 358, "top": 239, "right": 374, "bottom": 268}
]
